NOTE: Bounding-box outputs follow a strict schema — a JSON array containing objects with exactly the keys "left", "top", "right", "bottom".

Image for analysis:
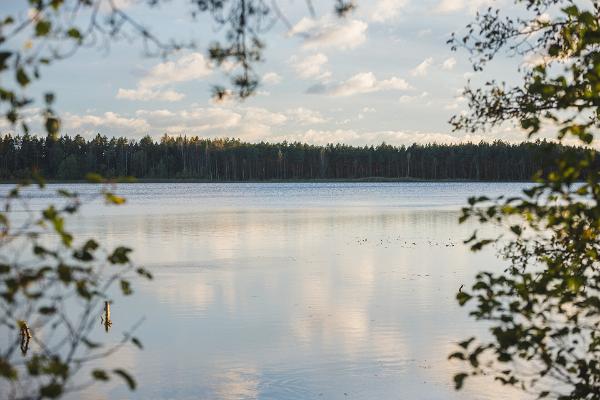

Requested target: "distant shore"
[{"left": 0, "top": 177, "right": 534, "bottom": 184}]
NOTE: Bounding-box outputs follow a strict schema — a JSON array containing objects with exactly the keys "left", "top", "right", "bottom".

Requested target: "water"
[{"left": 1, "top": 182, "right": 530, "bottom": 399}]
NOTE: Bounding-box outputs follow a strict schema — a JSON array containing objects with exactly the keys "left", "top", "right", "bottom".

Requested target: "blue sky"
[{"left": 5, "top": 0, "right": 539, "bottom": 145}]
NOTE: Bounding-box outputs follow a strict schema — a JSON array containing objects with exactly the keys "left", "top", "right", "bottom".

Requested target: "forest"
[{"left": 0, "top": 133, "right": 592, "bottom": 181}]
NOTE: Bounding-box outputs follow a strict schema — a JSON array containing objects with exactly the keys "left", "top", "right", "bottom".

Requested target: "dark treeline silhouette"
[{"left": 0, "top": 133, "right": 592, "bottom": 181}]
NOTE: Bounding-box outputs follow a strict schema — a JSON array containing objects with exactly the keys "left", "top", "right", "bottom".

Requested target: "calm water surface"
[{"left": 3, "top": 182, "right": 532, "bottom": 400}]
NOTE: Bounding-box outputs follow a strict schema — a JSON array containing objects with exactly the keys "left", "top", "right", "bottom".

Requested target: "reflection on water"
[{"left": 1, "top": 182, "right": 530, "bottom": 400}]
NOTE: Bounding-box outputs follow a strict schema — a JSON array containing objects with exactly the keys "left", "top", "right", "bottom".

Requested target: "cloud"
[
  {"left": 410, "top": 57, "right": 433, "bottom": 77},
  {"left": 435, "top": 0, "right": 493, "bottom": 14},
  {"left": 32, "top": 109, "right": 571, "bottom": 149},
  {"left": 289, "top": 53, "right": 331, "bottom": 80},
  {"left": 289, "top": 16, "right": 368, "bottom": 50},
  {"left": 444, "top": 94, "right": 467, "bottom": 110},
  {"left": 135, "top": 108, "right": 243, "bottom": 133},
  {"left": 242, "top": 107, "right": 287, "bottom": 128},
  {"left": 310, "top": 72, "right": 412, "bottom": 97},
  {"left": 521, "top": 50, "right": 567, "bottom": 69},
  {"left": 442, "top": 57, "right": 457, "bottom": 70},
  {"left": 64, "top": 111, "right": 150, "bottom": 134},
  {"left": 286, "top": 108, "right": 328, "bottom": 125},
  {"left": 370, "top": 0, "right": 408, "bottom": 22},
  {"left": 399, "top": 91, "right": 430, "bottom": 104},
  {"left": 267, "top": 129, "right": 505, "bottom": 147},
  {"left": 117, "top": 53, "right": 212, "bottom": 102},
  {"left": 59, "top": 104, "right": 289, "bottom": 139},
  {"left": 262, "top": 72, "right": 282, "bottom": 85},
  {"left": 138, "top": 53, "right": 212, "bottom": 88},
  {"left": 116, "top": 88, "right": 185, "bottom": 102}
]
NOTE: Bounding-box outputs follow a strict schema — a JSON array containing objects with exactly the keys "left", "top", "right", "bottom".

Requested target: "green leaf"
[
  {"left": 113, "top": 369, "right": 136, "bottom": 390},
  {"left": 38, "top": 306, "right": 57, "bottom": 315},
  {"left": 0, "top": 357, "right": 17, "bottom": 380},
  {"left": 109, "top": 247, "right": 132, "bottom": 264},
  {"left": 454, "top": 373, "right": 468, "bottom": 390},
  {"left": 105, "top": 192, "right": 126, "bottom": 205},
  {"left": 120, "top": 279, "right": 132, "bottom": 295},
  {"left": 35, "top": 20, "right": 52, "bottom": 37},
  {"left": 92, "top": 369, "right": 110, "bottom": 381},
  {"left": 40, "top": 382, "right": 62, "bottom": 398},
  {"left": 16, "top": 68, "right": 30, "bottom": 87},
  {"left": 82, "top": 338, "right": 102, "bottom": 349},
  {"left": 457, "top": 291, "right": 472, "bottom": 306},
  {"left": 50, "top": 0, "right": 64, "bottom": 10},
  {"left": 136, "top": 267, "right": 153, "bottom": 280},
  {"left": 0, "top": 51, "right": 12, "bottom": 70},
  {"left": 131, "top": 337, "right": 143, "bottom": 349},
  {"left": 67, "top": 28, "right": 81, "bottom": 40},
  {"left": 563, "top": 5, "right": 579, "bottom": 17},
  {"left": 45, "top": 92, "right": 55, "bottom": 105},
  {"left": 85, "top": 172, "right": 104, "bottom": 183},
  {"left": 509, "top": 225, "right": 522, "bottom": 236},
  {"left": 45, "top": 117, "right": 60, "bottom": 139}
]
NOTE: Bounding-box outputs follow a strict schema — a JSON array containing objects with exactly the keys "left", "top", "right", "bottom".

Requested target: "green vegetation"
[
  {"left": 0, "top": 175, "right": 153, "bottom": 399},
  {"left": 1, "top": 134, "right": 593, "bottom": 182},
  {"left": 1, "top": 1, "right": 354, "bottom": 398},
  {"left": 0, "top": 0, "right": 352, "bottom": 138},
  {"left": 449, "top": 1, "right": 600, "bottom": 398}
]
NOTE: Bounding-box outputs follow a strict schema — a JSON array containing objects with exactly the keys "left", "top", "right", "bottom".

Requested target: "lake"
[{"left": 2, "top": 182, "right": 531, "bottom": 400}]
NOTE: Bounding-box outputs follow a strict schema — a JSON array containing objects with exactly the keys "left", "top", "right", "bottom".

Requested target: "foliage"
[
  {"left": 0, "top": 2, "right": 357, "bottom": 398},
  {"left": 449, "top": 1, "right": 600, "bottom": 398},
  {"left": 0, "top": 0, "right": 354, "bottom": 138},
  {"left": 0, "top": 174, "right": 152, "bottom": 399},
  {"left": 0, "top": 133, "right": 593, "bottom": 181}
]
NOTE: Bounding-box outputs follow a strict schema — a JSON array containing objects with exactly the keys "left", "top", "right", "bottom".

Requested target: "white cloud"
[
  {"left": 521, "top": 13, "right": 551, "bottom": 34},
  {"left": 137, "top": 106, "right": 286, "bottom": 140},
  {"left": 521, "top": 49, "right": 568, "bottom": 69},
  {"left": 64, "top": 112, "right": 150, "bottom": 134},
  {"left": 60, "top": 105, "right": 289, "bottom": 139},
  {"left": 444, "top": 93, "right": 467, "bottom": 110},
  {"left": 242, "top": 107, "right": 287, "bottom": 128},
  {"left": 116, "top": 88, "right": 185, "bottom": 102},
  {"left": 371, "top": 0, "right": 408, "bottom": 22},
  {"left": 435, "top": 0, "right": 493, "bottom": 14},
  {"left": 313, "top": 72, "right": 412, "bottom": 97},
  {"left": 135, "top": 107, "right": 242, "bottom": 132},
  {"left": 399, "top": 91, "right": 430, "bottom": 104},
  {"left": 117, "top": 53, "right": 212, "bottom": 102},
  {"left": 442, "top": 57, "right": 457, "bottom": 70},
  {"left": 289, "top": 53, "right": 331, "bottom": 80},
  {"left": 139, "top": 53, "right": 212, "bottom": 88},
  {"left": 262, "top": 72, "right": 282, "bottom": 85},
  {"left": 286, "top": 108, "right": 328, "bottom": 125},
  {"left": 289, "top": 16, "right": 368, "bottom": 50},
  {"left": 267, "top": 129, "right": 502, "bottom": 147},
  {"left": 410, "top": 57, "right": 433, "bottom": 77}
]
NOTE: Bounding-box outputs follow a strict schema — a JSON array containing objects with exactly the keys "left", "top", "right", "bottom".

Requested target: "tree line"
[{"left": 0, "top": 133, "right": 592, "bottom": 181}]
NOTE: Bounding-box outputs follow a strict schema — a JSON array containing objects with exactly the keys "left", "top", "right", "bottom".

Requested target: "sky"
[{"left": 4, "top": 0, "right": 542, "bottom": 146}]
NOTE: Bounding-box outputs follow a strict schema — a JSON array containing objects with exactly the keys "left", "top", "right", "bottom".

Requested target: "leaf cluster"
[
  {"left": 450, "top": 1, "right": 600, "bottom": 399},
  {"left": 0, "top": 174, "right": 151, "bottom": 399}
]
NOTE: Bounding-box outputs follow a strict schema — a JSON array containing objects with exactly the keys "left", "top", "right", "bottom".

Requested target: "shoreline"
[{"left": 0, "top": 177, "right": 535, "bottom": 184}]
